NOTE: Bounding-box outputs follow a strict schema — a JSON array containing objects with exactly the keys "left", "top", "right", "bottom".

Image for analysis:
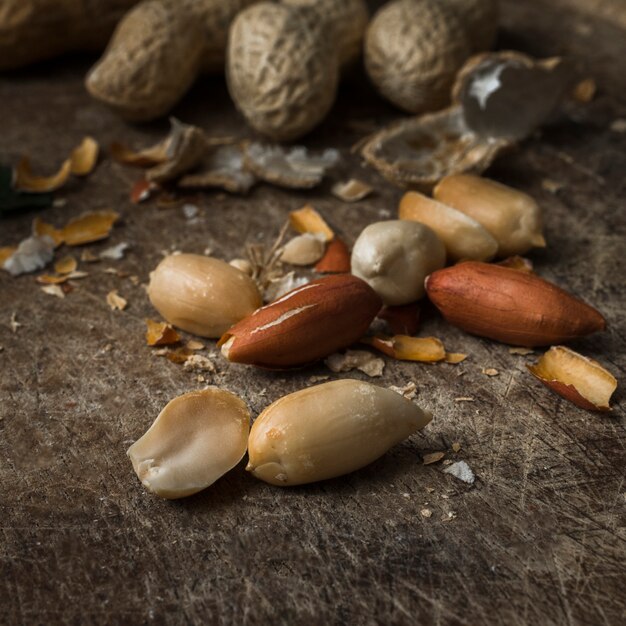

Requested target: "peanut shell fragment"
[
  {"left": 178, "top": 144, "right": 256, "bottom": 194},
  {"left": 0, "top": 247, "right": 16, "bottom": 266},
  {"left": 2, "top": 235, "right": 55, "bottom": 276},
  {"left": 106, "top": 290, "right": 127, "bottom": 311},
  {"left": 110, "top": 141, "right": 169, "bottom": 167},
  {"left": 70, "top": 137, "right": 99, "bottom": 176},
  {"left": 362, "top": 51, "right": 574, "bottom": 189},
  {"left": 363, "top": 335, "right": 446, "bottom": 363},
  {"left": 128, "top": 388, "right": 250, "bottom": 499},
  {"left": 145, "top": 319, "right": 181, "bottom": 346},
  {"left": 244, "top": 144, "right": 339, "bottom": 189},
  {"left": 14, "top": 158, "right": 72, "bottom": 193},
  {"left": 53, "top": 256, "right": 77, "bottom": 275},
  {"left": 324, "top": 350, "right": 385, "bottom": 377},
  {"left": 289, "top": 205, "right": 334, "bottom": 242},
  {"left": 62, "top": 211, "right": 120, "bottom": 246},
  {"left": 528, "top": 346, "right": 617, "bottom": 412},
  {"left": 32, "top": 219, "right": 64, "bottom": 247},
  {"left": 247, "top": 379, "right": 432, "bottom": 486},
  {"left": 331, "top": 179, "right": 374, "bottom": 203}
]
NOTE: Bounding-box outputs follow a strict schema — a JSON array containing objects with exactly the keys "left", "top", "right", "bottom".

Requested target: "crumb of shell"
[
  {"left": 422, "top": 451, "right": 445, "bottom": 465},
  {"left": 610, "top": 119, "right": 626, "bottom": 133},
  {"left": 482, "top": 367, "right": 499, "bottom": 376},
  {"left": 443, "top": 460, "right": 475, "bottom": 484},
  {"left": 106, "top": 290, "right": 127, "bottom": 311}
]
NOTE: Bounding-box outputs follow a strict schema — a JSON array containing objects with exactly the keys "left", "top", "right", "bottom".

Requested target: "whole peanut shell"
[
  {"left": 0, "top": 0, "right": 140, "bottom": 71},
  {"left": 365, "top": 0, "right": 499, "bottom": 114},
  {"left": 365, "top": 0, "right": 471, "bottom": 114},
  {"left": 86, "top": 0, "right": 255, "bottom": 120},
  {"left": 282, "top": 0, "right": 369, "bottom": 68},
  {"left": 86, "top": 1, "right": 206, "bottom": 121},
  {"left": 227, "top": 2, "right": 339, "bottom": 141}
]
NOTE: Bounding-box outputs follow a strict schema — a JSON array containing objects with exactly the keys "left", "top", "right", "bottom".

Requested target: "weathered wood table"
[{"left": 1, "top": 1, "right": 624, "bottom": 624}]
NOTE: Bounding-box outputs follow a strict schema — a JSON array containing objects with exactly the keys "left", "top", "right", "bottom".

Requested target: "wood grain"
[{"left": 0, "top": 1, "right": 625, "bottom": 624}]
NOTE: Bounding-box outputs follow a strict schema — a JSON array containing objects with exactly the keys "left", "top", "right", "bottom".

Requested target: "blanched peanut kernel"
[
  {"left": 434, "top": 174, "right": 545, "bottom": 257},
  {"left": 247, "top": 379, "right": 432, "bottom": 486},
  {"left": 127, "top": 388, "right": 250, "bottom": 499},
  {"left": 148, "top": 253, "right": 262, "bottom": 338},
  {"left": 351, "top": 220, "right": 445, "bottom": 305},
  {"left": 399, "top": 191, "right": 498, "bottom": 262}
]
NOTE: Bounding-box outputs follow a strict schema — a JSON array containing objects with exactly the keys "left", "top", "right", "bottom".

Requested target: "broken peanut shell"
[
  {"left": 127, "top": 388, "right": 250, "bottom": 499},
  {"left": 527, "top": 346, "right": 617, "bottom": 412},
  {"left": 247, "top": 379, "right": 432, "bottom": 486},
  {"left": 361, "top": 51, "right": 575, "bottom": 189},
  {"left": 243, "top": 143, "right": 339, "bottom": 189}
]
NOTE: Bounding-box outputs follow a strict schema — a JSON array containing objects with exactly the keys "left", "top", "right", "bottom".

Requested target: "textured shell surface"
[
  {"left": 227, "top": 2, "right": 339, "bottom": 140},
  {"left": 282, "top": 0, "right": 369, "bottom": 67},
  {"left": 365, "top": 0, "right": 471, "bottom": 113},
  {"left": 191, "top": 0, "right": 258, "bottom": 72},
  {"left": 445, "top": 0, "right": 499, "bottom": 51},
  {"left": 86, "top": 0, "right": 205, "bottom": 119}
]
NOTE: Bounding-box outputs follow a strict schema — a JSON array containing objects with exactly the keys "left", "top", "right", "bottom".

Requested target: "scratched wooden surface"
[{"left": 1, "top": 1, "right": 625, "bottom": 624}]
